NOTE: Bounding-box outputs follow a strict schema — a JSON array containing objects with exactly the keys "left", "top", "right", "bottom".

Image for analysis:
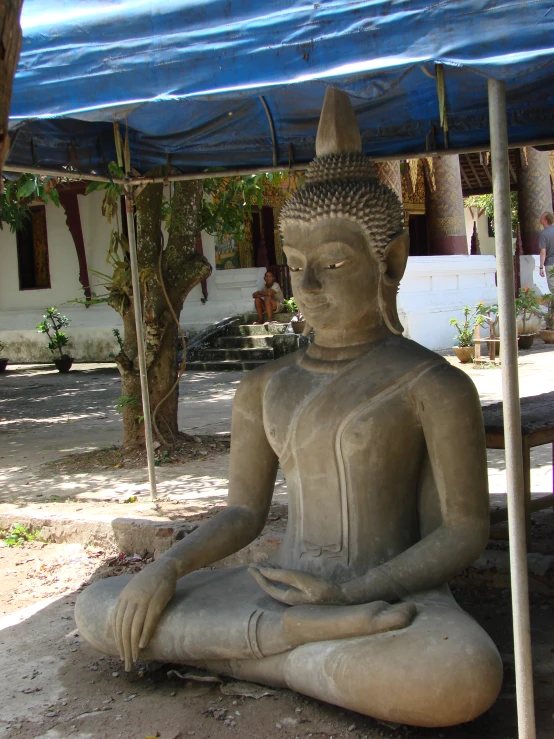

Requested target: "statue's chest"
[
  {"left": 262, "top": 361, "right": 413, "bottom": 464},
  {"left": 263, "top": 356, "right": 427, "bottom": 570}
]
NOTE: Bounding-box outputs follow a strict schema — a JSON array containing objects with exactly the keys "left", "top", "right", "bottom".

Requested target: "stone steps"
[
  {"left": 197, "top": 347, "right": 274, "bottom": 362},
  {"left": 186, "top": 312, "right": 297, "bottom": 372},
  {"left": 186, "top": 359, "right": 265, "bottom": 372},
  {"left": 217, "top": 335, "right": 274, "bottom": 349},
  {"left": 227, "top": 324, "right": 288, "bottom": 337}
]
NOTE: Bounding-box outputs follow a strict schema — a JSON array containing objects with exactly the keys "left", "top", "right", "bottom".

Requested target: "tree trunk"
[
  {"left": 114, "top": 174, "right": 212, "bottom": 449},
  {"left": 0, "top": 1, "right": 22, "bottom": 173}
]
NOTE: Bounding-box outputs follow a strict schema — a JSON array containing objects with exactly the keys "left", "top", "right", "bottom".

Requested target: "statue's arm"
[
  {"left": 341, "top": 363, "right": 490, "bottom": 604},
  {"left": 162, "top": 368, "right": 279, "bottom": 578},
  {"left": 110, "top": 367, "right": 278, "bottom": 668}
]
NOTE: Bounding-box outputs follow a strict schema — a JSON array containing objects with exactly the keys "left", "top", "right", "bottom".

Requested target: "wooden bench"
[{"left": 482, "top": 392, "right": 554, "bottom": 550}]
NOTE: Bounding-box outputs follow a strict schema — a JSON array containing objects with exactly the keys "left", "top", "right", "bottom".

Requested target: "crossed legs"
[{"left": 75, "top": 569, "right": 502, "bottom": 728}]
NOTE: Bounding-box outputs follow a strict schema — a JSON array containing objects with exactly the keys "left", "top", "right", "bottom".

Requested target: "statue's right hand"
[{"left": 108, "top": 558, "right": 178, "bottom": 672}]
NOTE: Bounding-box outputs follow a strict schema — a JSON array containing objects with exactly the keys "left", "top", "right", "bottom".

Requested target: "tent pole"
[
  {"left": 488, "top": 78, "right": 535, "bottom": 739},
  {"left": 124, "top": 189, "right": 157, "bottom": 503}
]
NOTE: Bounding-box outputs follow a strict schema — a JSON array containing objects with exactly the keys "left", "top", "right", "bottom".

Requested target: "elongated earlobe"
[{"left": 378, "top": 231, "right": 409, "bottom": 335}]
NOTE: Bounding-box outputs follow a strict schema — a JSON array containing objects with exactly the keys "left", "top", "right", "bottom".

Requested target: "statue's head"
[{"left": 280, "top": 88, "right": 408, "bottom": 335}]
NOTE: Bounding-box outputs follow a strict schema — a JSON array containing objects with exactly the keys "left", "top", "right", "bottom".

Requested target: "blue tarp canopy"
[{"left": 7, "top": 0, "right": 554, "bottom": 177}]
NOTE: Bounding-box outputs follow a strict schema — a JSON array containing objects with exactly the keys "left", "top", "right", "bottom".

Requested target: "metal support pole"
[
  {"left": 488, "top": 78, "right": 535, "bottom": 739},
  {"left": 124, "top": 190, "right": 157, "bottom": 502}
]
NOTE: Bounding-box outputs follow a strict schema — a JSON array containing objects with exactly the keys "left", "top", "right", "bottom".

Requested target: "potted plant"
[
  {"left": 515, "top": 287, "right": 541, "bottom": 350},
  {"left": 284, "top": 297, "right": 306, "bottom": 335},
  {"left": 539, "top": 293, "right": 554, "bottom": 344},
  {"left": 0, "top": 340, "right": 8, "bottom": 372},
  {"left": 476, "top": 302, "right": 500, "bottom": 357},
  {"left": 36, "top": 307, "right": 73, "bottom": 372},
  {"left": 449, "top": 305, "right": 485, "bottom": 363}
]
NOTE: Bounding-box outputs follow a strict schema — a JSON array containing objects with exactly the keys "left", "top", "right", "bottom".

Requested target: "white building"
[{"left": 0, "top": 189, "right": 547, "bottom": 363}]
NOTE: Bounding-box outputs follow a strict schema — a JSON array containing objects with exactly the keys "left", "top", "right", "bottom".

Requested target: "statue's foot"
[
  {"left": 281, "top": 600, "right": 416, "bottom": 647},
  {"left": 199, "top": 591, "right": 502, "bottom": 729}
]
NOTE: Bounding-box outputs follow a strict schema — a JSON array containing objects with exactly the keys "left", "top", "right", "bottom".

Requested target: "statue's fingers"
[
  {"left": 372, "top": 602, "right": 417, "bottom": 634},
  {"left": 114, "top": 601, "right": 127, "bottom": 660},
  {"left": 255, "top": 566, "right": 311, "bottom": 591},
  {"left": 139, "top": 597, "right": 164, "bottom": 650},
  {"left": 249, "top": 568, "right": 291, "bottom": 600},
  {"left": 131, "top": 605, "right": 147, "bottom": 663},
  {"left": 122, "top": 603, "right": 137, "bottom": 672}
]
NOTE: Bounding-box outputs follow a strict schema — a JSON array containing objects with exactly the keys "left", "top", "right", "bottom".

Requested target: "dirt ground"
[{"left": 0, "top": 531, "right": 553, "bottom": 739}]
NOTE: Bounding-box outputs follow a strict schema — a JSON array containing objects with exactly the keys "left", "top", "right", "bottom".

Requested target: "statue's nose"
[{"left": 301, "top": 265, "right": 322, "bottom": 294}]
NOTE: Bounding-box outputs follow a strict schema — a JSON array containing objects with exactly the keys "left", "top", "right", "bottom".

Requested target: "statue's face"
[{"left": 283, "top": 219, "right": 382, "bottom": 332}]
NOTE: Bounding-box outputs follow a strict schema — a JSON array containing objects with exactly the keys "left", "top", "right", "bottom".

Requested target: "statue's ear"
[
  {"left": 383, "top": 230, "right": 409, "bottom": 282},
  {"left": 379, "top": 230, "right": 409, "bottom": 335}
]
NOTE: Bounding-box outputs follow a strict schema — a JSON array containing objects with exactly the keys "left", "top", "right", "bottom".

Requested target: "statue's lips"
[{"left": 301, "top": 299, "right": 329, "bottom": 310}]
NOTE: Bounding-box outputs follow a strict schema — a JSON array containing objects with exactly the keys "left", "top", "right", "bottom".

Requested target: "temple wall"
[
  {"left": 0, "top": 194, "right": 534, "bottom": 360},
  {"left": 398, "top": 256, "right": 498, "bottom": 349}
]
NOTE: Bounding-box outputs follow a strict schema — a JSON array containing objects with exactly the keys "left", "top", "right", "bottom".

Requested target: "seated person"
[
  {"left": 75, "top": 88, "right": 502, "bottom": 728},
  {"left": 252, "top": 271, "right": 285, "bottom": 324}
]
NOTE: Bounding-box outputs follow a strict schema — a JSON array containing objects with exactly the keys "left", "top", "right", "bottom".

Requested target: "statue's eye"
[
  {"left": 326, "top": 260, "right": 346, "bottom": 270},
  {"left": 289, "top": 266, "right": 303, "bottom": 272}
]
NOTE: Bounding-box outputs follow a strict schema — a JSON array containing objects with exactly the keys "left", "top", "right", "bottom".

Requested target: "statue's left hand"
[{"left": 249, "top": 564, "right": 345, "bottom": 605}]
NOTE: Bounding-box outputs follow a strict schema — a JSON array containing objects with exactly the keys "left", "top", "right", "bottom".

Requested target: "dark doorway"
[
  {"left": 252, "top": 206, "right": 276, "bottom": 267},
  {"left": 408, "top": 214, "right": 429, "bottom": 256},
  {"left": 16, "top": 205, "right": 51, "bottom": 289}
]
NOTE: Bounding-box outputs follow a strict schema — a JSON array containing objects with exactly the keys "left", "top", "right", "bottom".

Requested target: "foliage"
[
  {"left": 85, "top": 162, "right": 124, "bottom": 224},
  {"left": 0, "top": 339, "right": 6, "bottom": 354},
  {"left": 284, "top": 295, "right": 304, "bottom": 322},
  {"left": 0, "top": 174, "right": 60, "bottom": 232},
  {"left": 539, "top": 293, "right": 554, "bottom": 330},
  {"left": 284, "top": 297, "right": 298, "bottom": 313},
  {"left": 36, "top": 307, "right": 71, "bottom": 359},
  {"left": 1, "top": 523, "right": 36, "bottom": 547},
  {"left": 515, "top": 287, "right": 541, "bottom": 334},
  {"left": 114, "top": 395, "right": 139, "bottom": 413},
  {"left": 476, "top": 301, "right": 500, "bottom": 338},
  {"left": 449, "top": 305, "right": 485, "bottom": 347},
  {"left": 199, "top": 171, "right": 293, "bottom": 245},
  {"left": 464, "top": 192, "right": 519, "bottom": 235}
]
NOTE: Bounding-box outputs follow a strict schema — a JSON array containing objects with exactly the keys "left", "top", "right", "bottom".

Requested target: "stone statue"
[{"left": 76, "top": 88, "right": 502, "bottom": 728}]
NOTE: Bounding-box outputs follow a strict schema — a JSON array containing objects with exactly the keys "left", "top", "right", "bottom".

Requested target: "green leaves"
[
  {"left": 464, "top": 192, "right": 519, "bottom": 235},
  {"left": 199, "top": 171, "right": 290, "bottom": 245},
  {"left": 0, "top": 173, "right": 60, "bottom": 232},
  {"left": 85, "top": 180, "right": 109, "bottom": 194},
  {"left": 36, "top": 307, "right": 71, "bottom": 358},
  {"left": 450, "top": 304, "right": 486, "bottom": 347},
  {"left": 16, "top": 178, "right": 38, "bottom": 199}
]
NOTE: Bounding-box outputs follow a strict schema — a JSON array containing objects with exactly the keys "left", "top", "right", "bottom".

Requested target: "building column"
[
  {"left": 425, "top": 155, "right": 467, "bottom": 255},
  {"left": 517, "top": 147, "right": 552, "bottom": 255},
  {"left": 374, "top": 160, "right": 402, "bottom": 201}
]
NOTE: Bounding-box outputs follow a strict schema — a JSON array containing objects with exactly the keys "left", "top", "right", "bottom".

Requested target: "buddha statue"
[{"left": 76, "top": 88, "right": 502, "bottom": 728}]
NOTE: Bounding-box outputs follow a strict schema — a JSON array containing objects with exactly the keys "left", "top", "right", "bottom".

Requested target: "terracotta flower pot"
[
  {"left": 291, "top": 320, "right": 306, "bottom": 335},
  {"left": 539, "top": 329, "right": 554, "bottom": 344},
  {"left": 517, "top": 333, "right": 536, "bottom": 350},
  {"left": 453, "top": 346, "right": 474, "bottom": 363},
  {"left": 0, "top": 358, "right": 8, "bottom": 373},
  {"left": 54, "top": 355, "right": 73, "bottom": 373}
]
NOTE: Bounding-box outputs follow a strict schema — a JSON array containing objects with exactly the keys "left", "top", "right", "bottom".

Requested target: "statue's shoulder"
[
  {"left": 385, "top": 336, "right": 480, "bottom": 405},
  {"left": 233, "top": 348, "right": 306, "bottom": 403},
  {"left": 369, "top": 335, "right": 447, "bottom": 372}
]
